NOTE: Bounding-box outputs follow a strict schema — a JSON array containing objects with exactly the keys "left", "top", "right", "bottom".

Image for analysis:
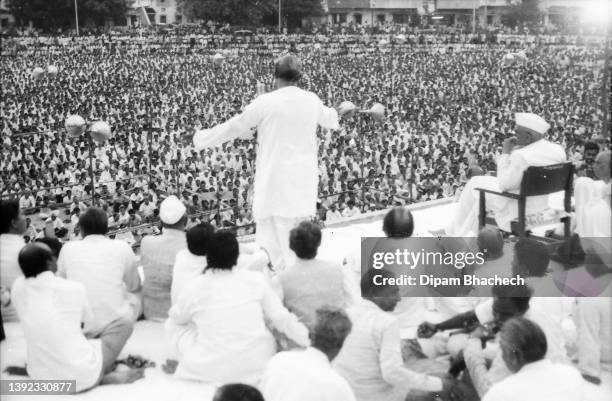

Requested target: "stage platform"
[{"left": 2, "top": 199, "right": 611, "bottom": 400}]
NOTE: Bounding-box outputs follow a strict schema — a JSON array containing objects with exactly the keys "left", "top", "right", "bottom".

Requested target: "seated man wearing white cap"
[
  {"left": 446, "top": 113, "right": 566, "bottom": 236},
  {"left": 141, "top": 195, "right": 187, "bottom": 321}
]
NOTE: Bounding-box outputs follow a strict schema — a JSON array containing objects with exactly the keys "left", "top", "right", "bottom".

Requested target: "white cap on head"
[
  {"left": 515, "top": 113, "right": 550, "bottom": 134},
  {"left": 160, "top": 195, "right": 186, "bottom": 225}
]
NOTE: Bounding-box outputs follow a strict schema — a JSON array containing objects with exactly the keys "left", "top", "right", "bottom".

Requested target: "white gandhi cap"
[
  {"left": 515, "top": 113, "right": 550, "bottom": 134},
  {"left": 159, "top": 195, "right": 186, "bottom": 225}
]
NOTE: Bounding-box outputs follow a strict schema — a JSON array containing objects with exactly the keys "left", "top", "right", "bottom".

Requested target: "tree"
[
  {"left": 179, "top": 0, "right": 276, "bottom": 26},
  {"left": 8, "top": 0, "right": 132, "bottom": 31},
  {"left": 179, "top": 0, "right": 323, "bottom": 28},
  {"left": 501, "top": 0, "right": 543, "bottom": 29}
]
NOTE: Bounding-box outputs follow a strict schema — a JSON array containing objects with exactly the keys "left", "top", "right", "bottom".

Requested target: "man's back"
[
  {"left": 141, "top": 228, "right": 186, "bottom": 320},
  {"left": 11, "top": 272, "right": 102, "bottom": 392},
  {"left": 279, "top": 258, "right": 346, "bottom": 327},
  {"left": 262, "top": 348, "right": 356, "bottom": 401},
  {"left": 57, "top": 235, "right": 136, "bottom": 331},
  {"left": 482, "top": 360, "right": 584, "bottom": 401},
  {"left": 249, "top": 86, "right": 338, "bottom": 219}
]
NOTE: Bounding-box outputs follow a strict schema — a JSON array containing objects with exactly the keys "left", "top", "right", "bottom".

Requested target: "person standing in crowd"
[
  {"left": 141, "top": 195, "right": 187, "bottom": 320},
  {"left": 333, "top": 269, "right": 450, "bottom": 401},
  {"left": 165, "top": 230, "right": 309, "bottom": 385},
  {"left": 190, "top": 54, "right": 348, "bottom": 271},
  {"left": 261, "top": 308, "right": 356, "bottom": 401},
  {"left": 57, "top": 207, "right": 142, "bottom": 333},
  {"left": 11, "top": 243, "right": 144, "bottom": 391},
  {"left": 0, "top": 199, "right": 27, "bottom": 326},
  {"left": 170, "top": 222, "right": 215, "bottom": 304},
  {"left": 482, "top": 317, "right": 584, "bottom": 401},
  {"left": 446, "top": 113, "right": 566, "bottom": 236},
  {"left": 574, "top": 150, "right": 611, "bottom": 238},
  {"left": 273, "top": 221, "right": 351, "bottom": 327}
]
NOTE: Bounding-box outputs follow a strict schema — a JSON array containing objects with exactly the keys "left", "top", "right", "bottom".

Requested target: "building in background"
[
  {"left": 327, "top": 0, "right": 599, "bottom": 28},
  {"left": 327, "top": 0, "right": 422, "bottom": 25},
  {"left": 126, "top": 0, "right": 186, "bottom": 26}
]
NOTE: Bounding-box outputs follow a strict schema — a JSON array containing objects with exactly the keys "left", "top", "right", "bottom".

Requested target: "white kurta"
[
  {"left": 261, "top": 347, "right": 356, "bottom": 401},
  {"left": 193, "top": 86, "right": 339, "bottom": 220},
  {"left": 447, "top": 139, "right": 566, "bottom": 235},
  {"left": 482, "top": 359, "right": 585, "bottom": 401}
]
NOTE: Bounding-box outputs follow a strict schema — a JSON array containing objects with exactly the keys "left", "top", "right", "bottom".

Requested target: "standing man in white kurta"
[
  {"left": 191, "top": 55, "right": 343, "bottom": 270},
  {"left": 446, "top": 113, "right": 566, "bottom": 236}
]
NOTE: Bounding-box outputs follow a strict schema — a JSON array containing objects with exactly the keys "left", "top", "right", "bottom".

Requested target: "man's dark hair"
[
  {"left": 186, "top": 223, "right": 215, "bottom": 256},
  {"left": 274, "top": 54, "right": 302, "bottom": 82},
  {"left": 515, "top": 238, "right": 549, "bottom": 277},
  {"left": 206, "top": 230, "right": 239, "bottom": 270},
  {"left": 79, "top": 207, "right": 108, "bottom": 236},
  {"left": 289, "top": 221, "right": 322, "bottom": 260},
  {"left": 382, "top": 207, "right": 414, "bottom": 238},
  {"left": 311, "top": 307, "right": 352, "bottom": 359},
  {"left": 500, "top": 317, "right": 548, "bottom": 364},
  {"left": 492, "top": 284, "right": 533, "bottom": 316},
  {"left": 35, "top": 237, "right": 63, "bottom": 258},
  {"left": 213, "top": 383, "right": 264, "bottom": 401},
  {"left": 18, "top": 243, "right": 52, "bottom": 278},
  {"left": 0, "top": 200, "right": 20, "bottom": 234}
]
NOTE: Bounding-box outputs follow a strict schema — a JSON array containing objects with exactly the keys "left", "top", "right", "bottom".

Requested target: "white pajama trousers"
[{"left": 255, "top": 216, "right": 306, "bottom": 272}]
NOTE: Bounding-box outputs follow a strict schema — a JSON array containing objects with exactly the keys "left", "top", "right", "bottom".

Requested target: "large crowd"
[{"left": 0, "top": 28, "right": 609, "bottom": 243}]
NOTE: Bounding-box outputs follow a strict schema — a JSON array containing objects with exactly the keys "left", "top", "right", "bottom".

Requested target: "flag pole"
[{"left": 74, "top": 0, "right": 80, "bottom": 36}]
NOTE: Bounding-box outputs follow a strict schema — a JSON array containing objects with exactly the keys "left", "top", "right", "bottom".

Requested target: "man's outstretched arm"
[{"left": 192, "top": 100, "right": 262, "bottom": 150}]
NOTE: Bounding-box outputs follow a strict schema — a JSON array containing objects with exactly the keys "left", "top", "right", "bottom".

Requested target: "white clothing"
[
  {"left": 333, "top": 300, "right": 443, "bottom": 401},
  {"left": 474, "top": 299, "right": 568, "bottom": 364},
  {"left": 576, "top": 297, "right": 612, "bottom": 378},
  {"left": 482, "top": 359, "right": 584, "bottom": 401},
  {"left": 170, "top": 249, "right": 206, "bottom": 304},
  {"left": 447, "top": 139, "right": 566, "bottom": 235},
  {"left": 261, "top": 347, "right": 356, "bottom": 401},
  {"left": 326, "top": 209, "right": 343, "bottom": 223},
  {"left": 574, "top": 178, "right": 610, "bottom": 237},
  {"left": 57, "top": 235, "right": 140, "bottom": 333},
  {"left": 193, "top": 86, "right": 339, "bottom": 220},
  {"left": 256, "top": 215, "right": 303, "bottom": 271},
  {"left": 165, "top": 269, "right": 309, "bottom": 385},
  {"left": 0, "top": 233, "right": 25, "bottom": 322},
  {"left": 11, "top": 272, "right": 103, "bottom": 392}
]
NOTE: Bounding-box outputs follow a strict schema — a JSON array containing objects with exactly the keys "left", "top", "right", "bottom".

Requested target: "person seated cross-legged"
[
  {"left": 165, "top": 230, "right": 309, "bottom": 385},
  {"left": 11, "top": 243, "right": 143, "bottom": 392}
]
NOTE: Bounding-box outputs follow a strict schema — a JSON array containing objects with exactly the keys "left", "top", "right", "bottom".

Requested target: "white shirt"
[
  {"left": 0, "top": 233, "right": 25, "bottom": 322},
  {"left": 193, "top": 86, "right": 339, "bottom": 220},
  {"left": 261, "top": 347, "right": 356, "bottom": 401},
  {"left": 333, "top": 300, "right": 443, "bottom": 401},
  {"left": 57, "top": 235, "right": 139, "bottom": 333},
  {"left": 11, "top": 272, "right": 103, "bottom": 392},
  {"left": 166, "top": 269, "right": 309, "bottom": 385},
  {"left": 482, "top": 359, "right": 584, "bottom": 401},
  {"left": 170, "top": 249, "right": 206, "bottom": 305}
]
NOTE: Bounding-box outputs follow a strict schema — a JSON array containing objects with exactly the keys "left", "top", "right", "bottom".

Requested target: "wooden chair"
[{"left": 476, "top": 163, "right": 574, "bottom": 238}]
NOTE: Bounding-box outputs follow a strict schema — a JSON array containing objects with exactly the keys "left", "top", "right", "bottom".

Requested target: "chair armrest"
[{"left": 474, "top": 188, "right": 521, "bottom": 200}]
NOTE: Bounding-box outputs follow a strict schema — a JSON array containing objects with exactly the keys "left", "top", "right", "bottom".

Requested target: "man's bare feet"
[
  {"left": 162, "top": 359, "right": 178, "bottom": 374},
  {"left": 101, "top": 368, "right": 145, "bottom": 385}
]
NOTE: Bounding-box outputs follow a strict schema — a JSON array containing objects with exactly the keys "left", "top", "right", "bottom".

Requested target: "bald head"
[
  {"left": 383, "top": 207, "right": 414, "bottom": 238},
  {"left": 593, "top": 151, "right": 611, "bottom": 182},
  {"left": 18, "top": 242, "right": 53, "bottom": 278},
  {"left": 274, "top": 54, "right": 302, "bottom": 84}
]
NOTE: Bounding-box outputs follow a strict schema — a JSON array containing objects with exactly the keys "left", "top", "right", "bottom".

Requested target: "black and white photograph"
[{"left": 0, "top": 0, "right": 611, "bottom": 400}]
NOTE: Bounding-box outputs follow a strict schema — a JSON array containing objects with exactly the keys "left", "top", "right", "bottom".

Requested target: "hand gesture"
[{"left": 417, "top": 321, "right": 438, "bottom": 338}]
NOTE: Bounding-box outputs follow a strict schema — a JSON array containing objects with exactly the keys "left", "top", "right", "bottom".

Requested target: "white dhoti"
[
  {"left": 446, "top": 176, "right": 514, "bottom": 236},
  {"left": 574, "top": 177, "right": 608, "bottom": 237},
  {"left": 447, "top": 175, "right": 556, "bottom": 236},
  {"left": 256, "top": 216, "right": 305, "bottom": 272}
]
